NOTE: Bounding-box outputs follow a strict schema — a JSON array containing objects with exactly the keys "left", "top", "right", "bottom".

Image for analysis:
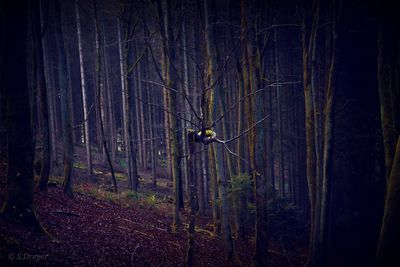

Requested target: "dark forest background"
[{"left": 0, "top": 0, "right": 399, "bottom": 266}]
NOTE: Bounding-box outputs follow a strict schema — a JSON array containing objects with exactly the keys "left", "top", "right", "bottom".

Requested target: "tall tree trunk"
[
  {"left": 75, "top": 0, "right": 93, "bottom": 176},
  {"left": 118, "top": 18, "right": 138, "bottom": 192},
  {"left": 93, "top": 0, "right": 117, "bottom": 193},
  {"left": 159, "top": 0, "right": 182, "bottom": 231},
  {"left": 203, "top": 0, "right": 221, "bottom": 236},
  {"left": 0, "top": 0, "right": 39, "bottom": 225},
  {"left": 318, "top": 19, "right": 337, "bottom": 265},
  {"left": 241, "top": 0, "right": 269, "bottom": 265},
  {"left": 376, "top": 1, "right": 400, "bottom": 265},
  {"left": 204, "top": 0, "right": 236, "bottom": 260},
  {"left": 32, "top": 0, "right": 51, "bottom": 192},
  {"left": 302, "top": 1, "right": 319, "bottom": 265},
  {"left": 143, "top": 47, "right": 157, "bottom": 187},
  {"left": 186, "top": 131, "right": 197, "bottom": 267},
  {"left": 134, "top": 44, "right": 144, "bottom": 170},
  {"left": 274, "top": 27, "right": 285, "bottom": 197},
  {"left": 376, "top": 136, "right": 400, "bottom": 267},
  {"left": 181, "top": 14, "right": 190, "bottom": 199},
  {"left": 376, "top": 0, "right": 398, "bottom": 181},
  {"left": 102, "top": 20, "right": 117, "bottom": 164},
  {"left": 54, "top": 0, "right": 74, "bottom": 198}
]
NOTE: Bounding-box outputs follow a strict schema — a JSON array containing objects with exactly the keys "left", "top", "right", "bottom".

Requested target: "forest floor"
[{"left": 0, "top": 146, "right": 307, "bottom": 266}]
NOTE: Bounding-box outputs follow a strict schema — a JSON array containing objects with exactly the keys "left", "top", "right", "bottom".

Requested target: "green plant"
[
  {"left": 228, "top": 173, "right": 252, "bottom": 199},
  {"left": 126, "top": 191, "right": 140, "bottom": 201},
  {"left": 118, "top": 159, "right": 127, "bottom": 169}
]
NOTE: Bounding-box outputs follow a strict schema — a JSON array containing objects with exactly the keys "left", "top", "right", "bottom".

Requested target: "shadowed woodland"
[{"left": 0, "top": 0, "right": 399, "bottom": 266}]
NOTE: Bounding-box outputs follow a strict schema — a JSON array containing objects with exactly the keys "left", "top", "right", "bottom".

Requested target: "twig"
[
  {"left": 130, "top": 244, "right": 140, "bottom": 264},
  {"left": 136, "top": 97, "right": 201, "bottom": 128},
  {"left": 72, "top": 103, "right": 95, "bottom": 130},
  {"left": 335, "top": 99, "right": 356, "bottom": 114},
  {"left": 52, "top": 210, "right": 81, "bottom": 217},
  {"left": 126, "top": 46, "right": 148, "bottom": 75},
  {"left": 200, "top": 35, "right": 242, "bottom": 110},
  {"left": 223, "top": 144, "right": 260, "bottom": 176},
  {"left": 259, "top": 23, "right": 300, "bottom": 33},
  {"left": 215, "top": 114, "right": 270, "bottom": 145},
  {"left": 142, "top": 16, "right": 202, "bottom": 123},
  {"left": 211, "top": 81, "right": 301, "bottom": 128}
]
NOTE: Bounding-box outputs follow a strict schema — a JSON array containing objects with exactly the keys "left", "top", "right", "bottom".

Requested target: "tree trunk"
[
  {"left": 54, "top": 0, "right": 74, "bottom": 198},
  {"left": 159, "top": 0, "right": 182, "bottom": 231},
  {"left": 0, "top": 0, "right": 38, "bottom": 225},
  {"left": 186, "top": 131, "right": 197, "bottom": 267},
  {"left": 203, "top": 0, "right": 222, "bottom": 236},
  {"left": 93, "top": 0, "right": 117, "bottom": 193},
  {"left": 32, "top": 0, "right": 51, "bottom": 192},
  {"left": 376, "top": 136, "right": 400, "bottom": 266},
  {"left": 118, "top": 18, "right": 138, "bottom": 192},
  {"left": 241, "top": 1, "right": 269, "bottom": 265},
  {"left": 102, "top": 20, "right": 117, "bottom": 164},
  {"left": 75, "top": 0, "right": 93, "bottom": 176},
  {"left": 301, "top": 1, "right": 319, "bottom": 265},
  {"left": 377, "top": 0, "right": 398, "bottom": 181}
]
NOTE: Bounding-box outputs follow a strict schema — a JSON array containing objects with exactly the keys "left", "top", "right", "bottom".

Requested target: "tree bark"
[
  {"left": 0, "top": 0, "right": 39, "bottom": 225},
  {"left": 159, "top": 0, "right": 182, "bottom": 231},
  {"left": 32, "top": 0, "right": 51, "bottom": 192},
  {"left": 118, "top": 17, "right": 138, "bottom": 192},
  {"left": 376, "top": 136, "right": 400, "bottom": 267},
  {"left": 54, "top": 0, "right": 74, "bottom": 198},
  {"left": 75, "top": 0, "right": 93, "bottom": 176},
  {"left": 93, "top": 0, "right": 117, "bottom": 193},
  {"left": 186, "top": 131, "right": 197, "bottom": 267}
]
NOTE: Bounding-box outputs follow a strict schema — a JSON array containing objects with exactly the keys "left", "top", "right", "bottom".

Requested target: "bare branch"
[
  {"left": 72, "top": 103, "right": 95, "bottom": 130},
  {"left": 136, "top": 97, "right": 201, "bottom": 129},
  {"left": 223, "top": 144, "right": 260, "bottom": 176},
  {"left": 200, "top": 35, "right": 242, "bottom": 109},
  {"left": 215, "top": 114, "right": 270, "bottom": 145},
  {"left": 126, "top": 46, "right": 148, "bottom": 75},
  {"left": 259, "top": 24, "right": 300, "bottom": 33},
  {"left": 141, "top": 15, "right": 203, "bottom": 123},
  {"left": 211, "top": 81, "right": 301, "bottom": 128},
  {"left": 335, "top": 99, "right": 356, "bottom": 114}
]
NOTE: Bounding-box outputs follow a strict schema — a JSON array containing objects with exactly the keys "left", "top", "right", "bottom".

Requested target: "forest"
[{"left": 0, "top": 0, "right": 399, "bottom": 266}]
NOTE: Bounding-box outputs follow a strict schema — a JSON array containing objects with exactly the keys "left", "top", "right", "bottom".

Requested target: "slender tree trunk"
[
  {"left": 302, "top": 1, "right": 319, "bottom": 265},
  {"left": 54, "top": 0, "right": 74, "bottom": 198},
  {"left": 135, "top": 44, "right": 144, "bottom": 169},
  {"left": 204, "top": 0, "right": 236, "bottom": 260},
  {"left": 102, "top": 21, "right": 117, "bottom": 163},
  {"left": 32, "top": 0, "right": 50, "bottom": 191},
  {"left": 181, "top": 15, "right": 190, "bottom": 199},
  {"left": 186, "top": 131, "right": 197, "bottom": 267},
  {"left": 143, "top": 48, "right": 157, "bottom": 187},
  {"left": 75, "top": 0, "right": 93, "bottom": 176},
  {"left": 377, "top": 0, "right": 398, "bottom": 181},
  {"left": 376, "top": 136, "right": 400, "bottom": 266},
  {"left": 93, "top": 0, "right": 117, "bottom": 193},
  {"left": 376, "top": 1, "right": 400, "bottom": 265},
  {"left": 159, "top": 0, "right": 181, "bottom": 231},
  {"left": 274, "top": 28, "right": 285, "bottom": 197},
  {"left": 318, "top": 21, "right": 337, "bottom": 264},
  {"left": 241, "top": 1, "right": 269, "bottom": 265},
  {"left": 203, "top": 0, "right": 222, "bottom": 236},
  {"left": 118, "top": 18, "right": 138, "bottom": 192}
]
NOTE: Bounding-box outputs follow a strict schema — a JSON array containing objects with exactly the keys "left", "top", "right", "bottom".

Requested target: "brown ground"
[{"left": 0, "top": 146, "right": 306, "bottom": 266}]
